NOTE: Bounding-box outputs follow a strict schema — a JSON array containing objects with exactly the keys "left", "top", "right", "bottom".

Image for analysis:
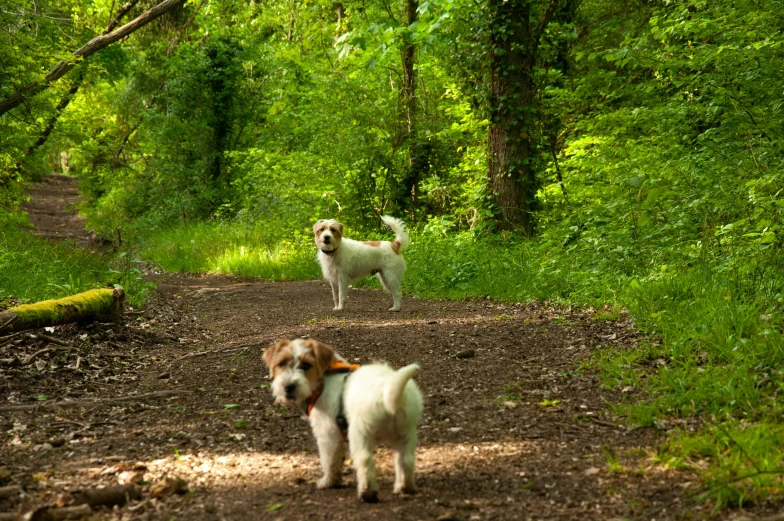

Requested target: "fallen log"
[{"left": 0, "top": 287, "right": 124, "bottom": 333}]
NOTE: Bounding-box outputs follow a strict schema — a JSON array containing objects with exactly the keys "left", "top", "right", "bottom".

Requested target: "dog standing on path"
[
  {"left": 263, "top": 338, "right": 423, "bottom": 502},
  {"left": 313, "top": 215, "right": 409, "bottom": 312}
]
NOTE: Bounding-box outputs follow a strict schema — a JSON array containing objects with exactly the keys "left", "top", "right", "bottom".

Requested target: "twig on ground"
[
  {"left": 0, "top": 485, "right": 22, "bottom": 499},
  {"left": 38, "top": 333, "right": 70, "bottom": 346},
  {"left": 22, "top": 346, "right": 55, "bottom": 366},
  {"left": 578, "top": 415, "right": 624, "bottom": 429},
  {"left": 176, "top": 343, "right": 260, "bottom": 361},
  {"left": 0, "top": 331, "right": 26, "bottom": 343},
  {"left": 0, "top": 390, "right": 192, "bottom": 412}
]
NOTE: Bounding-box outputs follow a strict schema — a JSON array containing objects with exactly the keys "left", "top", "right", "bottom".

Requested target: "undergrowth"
[
  {"left": 137, "top": 221, "right": 320, "bottom": 280},
  {"left": 133, "top": 218, "right": 784, "bottom": 508},
  {"left": 0, "top": 223, "right": 152, "bottom": 309}
]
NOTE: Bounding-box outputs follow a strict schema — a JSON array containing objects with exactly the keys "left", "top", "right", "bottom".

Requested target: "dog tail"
[
  {"left": 380, "top": 215, "right": 409, "bottom": 251},
  {"left": 383, "top": 363, "right": 420, "bottom": 415}
]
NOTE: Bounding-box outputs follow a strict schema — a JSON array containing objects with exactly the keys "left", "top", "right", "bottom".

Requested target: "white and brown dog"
[
  {"left": 263, "top": 338, "right": 423, "bottom": 502},
  {"left": 313, "top": 216, "right": 409, "bottom": 312}
]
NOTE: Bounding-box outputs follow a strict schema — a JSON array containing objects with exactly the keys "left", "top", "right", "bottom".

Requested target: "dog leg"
[
  {"left": 380, "top": 272, "right": 402, "bottom": 312},
  {"left": 348, "top": 426, "right": 378, "bottom": 502},
  {"left": 376, "top": 272, "right": 391, "bottom": 294},
  {"left": 335, "top": 277, "right": 349, "bottom": 311},
  {"left": 329, "top": 280, "right": 339, "bottom": 310},
  {"left": 392, "top": 433, "right": 417, "bottom": 494},
  {"left": 315, "top": 428, "right": 345, "bottom": 489}
]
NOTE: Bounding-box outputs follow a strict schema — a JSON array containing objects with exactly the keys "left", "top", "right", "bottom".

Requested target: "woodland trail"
[{"left": 1, "top": 175, "right": 727, "bottom": 521}]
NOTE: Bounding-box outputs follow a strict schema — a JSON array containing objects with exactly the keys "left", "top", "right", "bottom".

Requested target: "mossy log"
[{"left": 0, "top": 287, "right": 124, "bottom": 333}]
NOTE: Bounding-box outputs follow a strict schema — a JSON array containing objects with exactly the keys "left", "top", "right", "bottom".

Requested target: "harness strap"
[
  {"left": 335, "top": 374, "right": 350, "bottom": 434},
  {"left": 305, "top": 360, "right": 360, "bottom": 427}
]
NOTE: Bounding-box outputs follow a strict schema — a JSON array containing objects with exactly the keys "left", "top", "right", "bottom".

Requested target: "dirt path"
[
  {"left": 22, "top": 173, "right": 92, "bottom": 244},
  {"left": 1, "top": 176, "right": 723, "bottom": 520}
]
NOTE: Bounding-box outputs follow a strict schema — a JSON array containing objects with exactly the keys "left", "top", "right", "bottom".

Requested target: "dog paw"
[
  {"left": 358, "top": 490, "right": 379, "bottom": 503},
  {"left": 393, "top": 485, "right": 417, "bottom": 495},
  {"left": 388, "top": 307, "right": 401, "bottom": 312},
  {"left": 333, "top": 306, "right": 344, "bottom": 311},
  {"left": 317, "top": 477, "right": 340, "bottom": 489}
]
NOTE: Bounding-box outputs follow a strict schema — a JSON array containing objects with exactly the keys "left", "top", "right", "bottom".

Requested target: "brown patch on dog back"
[
  {"left": 305, "top": 338, "right": 335, "bottom": 374},
  {"left": 363, "top": 240, "right": 382, "bottom": 247},
  {"left": 391, "top": 240, "right": 402, "bottom": 255}
]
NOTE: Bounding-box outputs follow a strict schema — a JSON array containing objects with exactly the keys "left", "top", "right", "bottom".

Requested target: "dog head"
[
  {"left": 313, "top": 219, "right": 344, "bottom": 254},
  {"left": 262, "top": 338, "right": 336, "bottom": 406}
]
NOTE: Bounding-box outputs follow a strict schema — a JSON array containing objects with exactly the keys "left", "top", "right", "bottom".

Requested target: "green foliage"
[
  {"left": 661, "top": 423, "right": 784, "bottom": 508},
  {"left": 137, "top": 221, "right": 319, "bottom": 280},
  {"left": 3, "top": 0, "right": 784, "bottom": 510},
  {"left": 0, "top": 224, "right": 152, "bottom": 308}
]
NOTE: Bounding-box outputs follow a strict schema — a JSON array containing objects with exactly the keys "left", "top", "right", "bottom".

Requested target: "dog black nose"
[
  {"left": 323, "top": 236, "right": 331, "bottom": 243},
  {"left": 284, "top": 383, "right": 297, "bottom": 396}
]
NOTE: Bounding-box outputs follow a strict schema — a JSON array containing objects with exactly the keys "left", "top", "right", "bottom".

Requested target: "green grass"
[
  {"left": 0, "top": 223, "right": 153, "bottom": 308},
  {"left": 138, "top": 221, "right": 320, "bottom": 280},
  {"left": 660, "top": 423, "right": 784, "bottom": 508},
  {"left": 131, "top": 218, "right": 784, "bottom": 507}
]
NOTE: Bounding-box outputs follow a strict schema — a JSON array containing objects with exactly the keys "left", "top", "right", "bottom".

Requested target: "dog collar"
[
  {"left": 321, "top": 249, "right": 337, "bottom": 255},
  {"left": 305, "top": 360, "right": 361, "bottom": 418}
]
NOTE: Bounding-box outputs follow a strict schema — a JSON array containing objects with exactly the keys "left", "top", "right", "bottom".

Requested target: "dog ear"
[
  {"left": 263, "top": 338, "right": 289, "bottom": 371},
  {"left": 305, "top": 338, "right": 335, "bottom": 373},
  {"left": 333, "top": 222, "right": 344, "bottom": 237},
  {"left": 312, "top": 220, "right": 325, "bottom": 235}
]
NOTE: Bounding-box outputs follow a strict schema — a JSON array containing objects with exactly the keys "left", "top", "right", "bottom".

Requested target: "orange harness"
[{"left": 307, "top": 360, "right": 361, "bottom": 416}]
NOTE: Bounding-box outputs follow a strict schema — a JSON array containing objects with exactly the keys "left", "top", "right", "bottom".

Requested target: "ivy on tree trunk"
[{"left": 487, "top": 0, "right": 562, "bottom": 235}]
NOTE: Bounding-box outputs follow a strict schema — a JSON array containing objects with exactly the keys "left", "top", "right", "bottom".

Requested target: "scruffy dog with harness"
[
  {"left": 263, "top": 337, "right": 423, "bottom": 502},
  {"left": 313, "top": 215, "right": 409, "bottom": 312}
]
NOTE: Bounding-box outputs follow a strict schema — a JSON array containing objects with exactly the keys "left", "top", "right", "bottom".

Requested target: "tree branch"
[
  {"left": 535, "top": 0, "right": 564, "bottom": 39},
  {"left": 0, "top": 0, "right": 186, "bottom": 117}
]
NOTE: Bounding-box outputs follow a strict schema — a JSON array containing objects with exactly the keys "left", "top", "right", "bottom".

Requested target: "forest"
[{"left": 1, "top": 0, "right": 783, "bottom": 517}]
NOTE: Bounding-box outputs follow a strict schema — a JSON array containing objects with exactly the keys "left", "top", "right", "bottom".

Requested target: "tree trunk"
[
  {"left": 0, "top": 0, "right": 186, "bottom": 117},
  {"left": 402, "top": 0, "right": 417, "bottom": 147},
  {"left": 399, "top": 0, "right": 429, "bottom": 211},
  {"left": 487, "top": 0, "right": 562, "bottom": 234},
  {"left": 0, "top": 287, "right": 125, "bottom": 333}
]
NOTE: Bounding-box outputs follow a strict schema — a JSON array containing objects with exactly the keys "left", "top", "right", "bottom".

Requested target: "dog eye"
[
  {"left": 299, "top": 362, "right": 311, "bottom": 371},
  {"left": 278, "top": 360, "right": 288, "bottom": 368}
]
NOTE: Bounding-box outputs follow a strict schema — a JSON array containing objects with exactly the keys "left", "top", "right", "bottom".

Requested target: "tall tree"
[
  {"left": 487, "top": 0, "right": 562, "bottom": 234},
  {"left": 399, "top": 0, "right": 429, "bottom": 212}
]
